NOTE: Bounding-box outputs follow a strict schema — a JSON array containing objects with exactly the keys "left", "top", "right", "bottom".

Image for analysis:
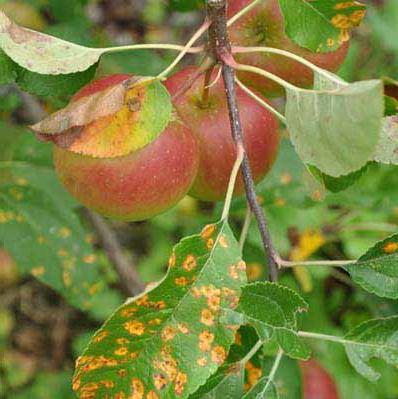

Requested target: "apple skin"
[
  {"left": 228, "top": 0, "right": 349, "bottom": 97},
  {"left": 165, "top": 66, "right": 280, "bottom": 202},
  {"left": 300, "top": 360, "right": 339, "bottom": 399},
  {"left": 53, "top": 75, "right": 199, "bottom": 221}
]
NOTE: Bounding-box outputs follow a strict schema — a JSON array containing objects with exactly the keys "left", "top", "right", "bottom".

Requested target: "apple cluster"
[{"left": 50, "top": 0, "right": 348, "bottom": 221}]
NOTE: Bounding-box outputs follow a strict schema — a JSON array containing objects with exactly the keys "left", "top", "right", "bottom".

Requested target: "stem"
[
  {"left": 227, "top": 0, "right": 262, "bottom": 27},
  {"left": 240, "top": 340, "right": 263, "bottom": 364},
  {"left": 207, "top": 0, "right": 279, "bottom": 282},
  {"left": 239, "top": 207, "right": 252, "bottom": 251},
  {"left": 104, "top": 43, "right": 203, "bottom": 55},
  {"left": 232, "top": 46, "right": 347, "bottom": 86},
  {"left": 201, "top": 64, "right": 215, "bottom": 107},
  {"left": 85, "top": 210, "right": 144, "bottom": 296},
  {"left": 235, "top": 78, "right": 287, "bottom": 123},
  {"left": 279, "top": 259, "right": 355, "bottom": 268},
  {"left": 264, "top": 349, "right": 284, "bottom": 391},
  {"left": 157, "top": 21, "right": 210, "bottom": 80},
  {"left": 222, "top": 144, "right": 245, "bottom": 221},
  {"left": 235, "top": 63, "right": 298, "bottom": 91}
]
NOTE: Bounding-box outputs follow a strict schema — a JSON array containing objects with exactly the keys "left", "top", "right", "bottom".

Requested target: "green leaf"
[
  {"left": 0, "top": 49, "right": 17, "bottom": 84},
  {"left": 344, "top": 317, "right": 398, "bottom": 381},
  {"left": 286, "top": 76, "right": 384, "bottom": 177},
  {"left": 0, "top": 10, "right": 104, "bottom": 74},
  {"left": 278, "top": 0, "right": 366, "bottom": 52},
  {"left": 373, "top": 116, "right": 398, "bottom": 165},
  {"left": 169, "top": 0, "right": 204, "bottom": 12},
  {"left": 73, "top": 221, "right": 247, "bottom": 398},
  {"left": 242, "top": 376, "right": 278, "bottom": 399},
  {"left": 189, "top": 364, "right": 244, "bottom": 399},
  {"left": 384, "top": 95, "right": 398, "bottom": 116},
  {"left": 231, "top": 283, "right": 311, "bottom": 360},
  {"left": 345, "top": 233, "right": 398, "bottom": 299},
  {"left": 307, "top": 163, "right": 369, "bottom": 193}
]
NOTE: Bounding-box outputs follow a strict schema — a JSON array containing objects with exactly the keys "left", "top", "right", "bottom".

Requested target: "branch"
[
  {"left": 85, "top": 210, "right": 144, "bottom": 296},
  {"left": 206, "top": 0, "right": 279, "bottom": 282}
]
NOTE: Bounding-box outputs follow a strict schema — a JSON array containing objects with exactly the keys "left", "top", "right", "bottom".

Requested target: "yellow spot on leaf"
[
  {"left": 201, "top": 309, "right": 215, "bottom": 326},
  {"left": 118, "top": 369, "right": 128, "bottom": 378},
  {"left": 63, "top": 270, "right": 72, "bottom": 287},
  {"left": 83, "top": 254, "right": 97, "bottom": 264},
  {"left": 174, "top": 372, "right": 187, "bottom": 396},
  {"left": 115, "top": 347, "right": 129, "bottom": 356},
  {"left": 37, "top": 235, "right": 46, "bottom": 244},
  {"left": 161, "top": 326, "right": 176, "bottom": 342},
  {"left": 117, "top": 338, "right": 130, "bottom": 345},
  {"left": 197, "top": 357, "right": 208, "bottom": 366},
  {"left": 219, "top": 235, "right": 229, "bottom": 248},
  {"left": 58, "top": 227, "right": 72, "bottom": 238},
  {"left": 182, "top": 254, "right": 197, "bottom": 272},
  {"left": 131, "top": 378, "right": 145, "bottom": 399},
  {"left": 147, "top": 391, "right": 158, "bottom": 399},
  {"left": 384, "top": 242, "right": 398, "bottom": 254},
  {"left": 9, "top": 187, "right": 23, "bottom": 201},
  {"left": 175, "top": 277, "right": 189, "bottom": 287},
  {"left": 280, "top": 173, "right": 292, "bottom": 185},
  {"left": 31, "top": 266, "right": 45, "bottom": 277},
  {"left": 93, "top": 330, "right": 108, "bottom": 343},
  {"left": 211, "top": 346, "right": 227, "bottom": 365},
  {"left": 246, "top": 361, "right": 262, "bottom": 389},
  {"left": 120, "top": 307, "right": 138, "bottom": 318},
  {"left": 124, "top": 320, "right": 145, "bottom": 336},
  {"left": 206, "top": 238, "right": 214, "bottom": 250},
  {"left": 154, "top": 374, "right": 168, "bottom": 391},
  {"left": 168, "top": 251, "right": 176, "bottom": 268},
  {"left": 15, "top": 177, "right": 28, "bottom": 186},
  {"left": 199, "top": 330, "right": 215, "bottom": 352},
  {"left": 177, "top": 323, "right": 189, "bottom": 334},
  {"left": 201, "top": 224, "right": 217, "bottom": 240}
]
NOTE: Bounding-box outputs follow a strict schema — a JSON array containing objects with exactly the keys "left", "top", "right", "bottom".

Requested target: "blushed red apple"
[
  {"left": 300, "top": 359, "right": 339, "bottom": 399},
  {"left": 165, "top": 66, "right": 280, "bottom": 202},
  {"left": 228, "top": 0, "right": 350, "bottom": 96},
  {"left": 53, "top": 75, "right": 199, "bottom": 221}
]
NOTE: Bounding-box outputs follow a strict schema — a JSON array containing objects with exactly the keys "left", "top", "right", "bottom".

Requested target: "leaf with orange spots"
[
  {"left": 0, "top": 162, "right": 121, "bottom": 319},
  {"left": 345, "top": 233, "right": 398, "bottom": 299},
  {"left": 73, "top": 221, "right": 247, "bottom": 399},
  {"left": 31, "top": 78, "right": 172, "bottom": 158},
  {"left": 279, "top": 0, "right": 366, "bottom": 52},
  {"left": 227, "top": 283, "right": 311, "bottom": 360}
]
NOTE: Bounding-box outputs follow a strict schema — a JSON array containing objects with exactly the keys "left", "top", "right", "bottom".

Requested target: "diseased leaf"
[
  {"left": 345, "top": 233, "right": 398, "bottom": 299},
  {"left": 31, "top": 78, "right": 172, "bottom": 158},
  {"left": 242, "top": 376, "right": 278, "bottom": 399},
  {"left": 344, "top": 317, "right": 398, "bottom": 381},
  {"left": 73, "top": 221, "right": 247, "bottom": 399},
  {"left": 286, "top": 74, "right": 384, "bottom": 177},
  {"left": 279, "top": 0, "right": 366, "bottom": 52},
  {"left": 230, "top": 283, "right": 310, "bottom": 360},
  {"left": 0, "top": 166, "right": 121, "bottom": 319},
  {"left": 373, "top": 116, "right": 398, "bottom": 165},
  {"left": 0, "top": 10, "right": 104, "bottom": 74}
]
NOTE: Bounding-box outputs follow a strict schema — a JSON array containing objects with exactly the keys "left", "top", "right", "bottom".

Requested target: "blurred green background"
[{"left": 0, "top": 0, "right": 397, "bottom": 398}]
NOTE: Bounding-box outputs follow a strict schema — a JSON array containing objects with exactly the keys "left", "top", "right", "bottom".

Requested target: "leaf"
[
  {"left": 286, "top": 76, "right": 384, "bottom": 177},
  {"left": 73, "top": 221, "right": 247, "bottom": 399},
  {"left": 373, "top": 116, "right": 398, "bottom": 165},
  {"left": 0, "top": 10, "right": 104, "bottom": 74},
  {"left": 242, "top": 376, "right": 278, "bottom": 399},
  {"left": 189, "top": 364, "right": 244, "bottom": 399},
  {"left": 308, "top": 163, "right": 370, "bottom": 193},
  {"left": 279, "top": 0, "right": 366, "bottom": 52},
  {"left": 345, "top": 233, "right": 398, "bottom": 299},
  {"left": 231, "top": 283, "right": 311, "bottom": 360},
  {"left": 0, "top": 49, "right": 17, "bottom": 84},
  {"left": 31, "top": 78, "right": 172, "bottom": 158},
  {"left": 344, "top": 317, "right": 398, "bottom": 381}
]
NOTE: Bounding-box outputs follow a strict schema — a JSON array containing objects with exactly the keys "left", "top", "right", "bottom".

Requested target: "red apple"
[
  {"left": 228, "top": 0, "right": 349, "bottom": 96},
  {"left": 165, "top": 66, "right": 280, "bottom": 202},
  {"left": 300, "top": 360, "right": 339, "bottom": 399},
  {"left": 53, "top": 75, "right": 199, "bottom": 221}
]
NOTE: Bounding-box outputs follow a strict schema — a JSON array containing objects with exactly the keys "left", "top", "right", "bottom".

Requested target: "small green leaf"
[
  {"left": 242, "top": 376, "right": 278, "bottom": 399},
  {"left": 286, "top": 75, "right": 384, "bottom": 177},
  {"left": 344, "top": 317, "right": 398, "bottom": 381},
  {"left": 345, "top": 233, "right": 398, "bottom": 299},
  {"left": 73, "top": 221, "right": 247, "bottom": 398},
  {"left": 0, "top": 49, "right": 17, "bottom": 84},
  {"left": 231, "top": 283, "right": 310, "bottom": 360},
  {"left": 307, "top": 163, "right": 369, "bottom": 193},
  {"left": 373, "top": 116, "right": 398, "bottom": 165},
  {"left": 279, "top": 0, "right": 366, "bottom": 52},
  {"left": 189, "top": 364, "right": 244, "bottom": 399},
  {"left": 0, "top": 10, "right": 104, "bottom": 74}
]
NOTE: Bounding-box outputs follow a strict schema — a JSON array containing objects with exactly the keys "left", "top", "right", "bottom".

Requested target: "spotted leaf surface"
[
  {"left": 241, "top": 376, "right": 278, "bottom": 399},
  {"left": 0, "top": 10, "right": 104, "bottom": 74},
  {"left": 345, "top": 233, "right": 398, "bottom": 299},
  {"left": 344, "top": 317, "right": 398, "bottom": 381},
  {"left": 279, "top": 0, "right": 366, "bottom": 52},
  {"left": 0, "top": 163, "right": 121, "bottom": 319},
  {"left": 229, "top": 283, "right": 310, "bottom": 360},
  {"left": 286, "top": 75, "right": 384, "bottom": 177},
  {"left": 31, "top": 78, "right": 172, "bottom": 158},
  {"left": 373, "top": 116, "right": 398, "bottom": 165},
  {"left": 73, "top": 221, "right": 247, "bottom": 399}
]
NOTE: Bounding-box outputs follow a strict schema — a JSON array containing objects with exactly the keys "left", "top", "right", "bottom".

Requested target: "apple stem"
[
  {"left": 200, "top": 64, "right": 216, "bottom": 107},
  {"left": 206, "top": 0, "right": 280, "bottom": 282}
]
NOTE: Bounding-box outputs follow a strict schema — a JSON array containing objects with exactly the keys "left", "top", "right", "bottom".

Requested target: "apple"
[
  {"left": 300, "top": 360, "right": 339, "bottom": 399},
  {"left": 228, "top": 0, "right": 349, "bottom": 96},
  {"left": 165, "top": 66, "right": 280, "bottom": 202},
  {"left": 53, "top": 75, "right": 199, "bottom": 221}
]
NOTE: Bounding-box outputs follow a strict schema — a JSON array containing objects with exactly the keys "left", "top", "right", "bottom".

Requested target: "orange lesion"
[
  {"left": 384, "top": 242, "right": 398, "bottom": 254},
  {"left": 182, "top": 254, "right": 197, "bottom": 272},
  {"left": 199, "top": 330, "right": 215, "bottom": 352},
  {"left": 130, "top": 378, "right": 145, "bottom": 399},
  {"left": 120, "top": 307, "right": 138, "bottom": 318},
  {"left": 161, "top": 326, "right": 176, "bottom": 342},
  {"left": 93, "top": 330, "right": 109, "bottom": 343},
  {"left": 124, "top": 320, "right": 145, "bottom": 336},
  {"left": 211, "top": 346, "right": 227, "bottom": 365},
  {"left": 175, "top": 276, "right": 189, "bottom": 287},
  {"left": 200, "top": 309, "right": 215, "bottom": 326},
  {"left": 174, "top": 372, "right": 188, "bottom": 396}
]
